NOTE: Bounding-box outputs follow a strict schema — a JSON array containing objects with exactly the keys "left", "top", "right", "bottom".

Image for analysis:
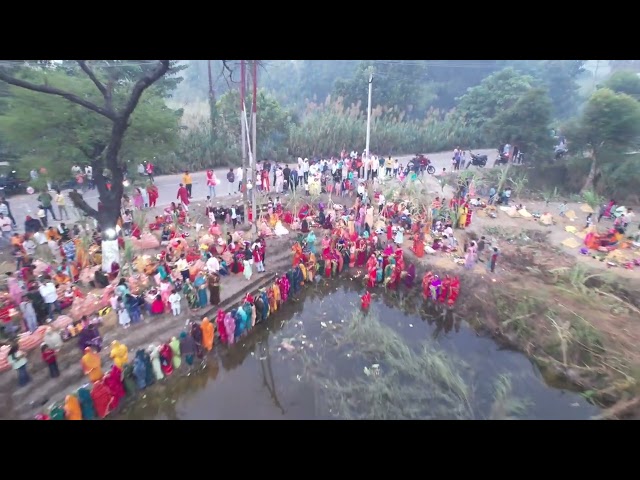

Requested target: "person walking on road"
[
  {"left": 206, "top": 169, "right": 217, "bottom": 197},
  {"left": 38, "top": 189, "right": 57, "bottom": 222},
  {"left": 226, "top": 168, "right": 235, "bottom": 196},
  {"left": 236, "top": 166, "right": 243, "bottom": 193},
  {"left": 182, "top": 171, "right": 193, "bottom": 198},
  {"left": 55, "top": 190, "right": 70, "bottom": 220},
  {"left": 0, "top": 197, "right": 17, "bottom": 228},
  {"left": 177, "top": 183, "right": 190, "bottom": 212}
]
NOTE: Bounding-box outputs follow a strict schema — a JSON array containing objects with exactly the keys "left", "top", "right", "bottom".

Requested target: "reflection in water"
[
  {"left": 258, "top": 336, "right": 285, "bottom": 415},
  {"left": 118, "top": 279, "right": 600, "bottom": 420}
]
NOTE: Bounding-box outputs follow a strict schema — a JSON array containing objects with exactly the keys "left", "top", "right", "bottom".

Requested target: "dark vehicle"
[
  {"left": 494, "top": 152, "right": 510, "bottom": 167},
  {"left": 466, "top": 152, "right": 487, "bottom": 169},
  {"left": 0, "top": 162, "right": 27, "bottom": 196}
]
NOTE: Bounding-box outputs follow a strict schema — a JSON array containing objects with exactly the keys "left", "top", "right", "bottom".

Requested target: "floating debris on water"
[{"left": 321, "top": 322, "right": 327, "bottom": 328}]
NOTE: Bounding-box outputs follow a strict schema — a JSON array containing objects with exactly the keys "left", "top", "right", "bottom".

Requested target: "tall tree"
[
  {"left": 564, "top": 88, "right": 640, "bottom": 192},
  {"left": 485, "top": 87, "right": 553, "bottom": 161},
  {"left": 502, "top": 60, "right": 586, "bottom": 118},
  {"left": 333, "top": 61, "right": 434, "bottom": 118},
  {"left": 604, "top": 70, "right": 640, "bottom": 98},
  {"left": 0, "top": 60, "right": 172, "bottom": 230},
  {"left": 456, "top": 68, "right": 536, "bottom": 127}
]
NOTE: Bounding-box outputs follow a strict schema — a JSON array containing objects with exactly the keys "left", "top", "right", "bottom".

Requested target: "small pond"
[{"left": 118, "top": 280, "right": 600, "bottom": 420}]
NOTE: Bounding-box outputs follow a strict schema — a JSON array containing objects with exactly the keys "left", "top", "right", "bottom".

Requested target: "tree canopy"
[
  {"left": 0, "top": 60, "right": 176, "bottom": 228},
  {"left": 0, "top": 69, "right": 182, "bottom": 181},
  {"left": 604, "top": 70, "right": 640, "bottom": 98},
  {"left": 563, "top": 87, "right": 640, "bottom": 191},
  {"left": 456, "top": 68, "right": 537, "bottom": 127}
]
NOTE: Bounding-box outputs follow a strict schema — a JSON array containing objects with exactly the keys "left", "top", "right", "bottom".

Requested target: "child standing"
[
  {"left": 252, "top": 244, "right": 264, "bottom": 273},
  {"left": 117, "top": 296, "right": 131, "bottom": 329},
  {"left": 490, "top": 247, "right": 499, "bottom": 273},
  {"left": 585, "top": 213, "right": 593, "bottom": 230},
  {"left": 41, "top": 343, "right": 60, "bottom": 378},
  {"left": 559, "top": 201, "right": 568, "bottom": 217},
  {"left": 169, "top": 289, "right": 182, "bottom": 316}
]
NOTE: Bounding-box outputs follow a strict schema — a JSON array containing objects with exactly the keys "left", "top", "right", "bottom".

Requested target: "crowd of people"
[{"left": 1, "top": 147, "right": 507, "bottom": 420}]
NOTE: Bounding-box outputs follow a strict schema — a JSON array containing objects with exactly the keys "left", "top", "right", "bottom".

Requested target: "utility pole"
[
  {"left": 240, "top": 60, "right": 248, "bottom": 224},
  {"left": 207, "top": 60, "right": 216, "bottom": 134},
  {"left": 365, "top": 67, "right": 374, "bottom": 159},
  {"left": 251, "top": 60, "right": 258, "bottom": 231}
]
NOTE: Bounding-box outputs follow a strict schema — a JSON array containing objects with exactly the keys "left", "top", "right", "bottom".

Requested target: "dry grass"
[{"left": 299, "top": 307, "right": 530, "bottom": 420}]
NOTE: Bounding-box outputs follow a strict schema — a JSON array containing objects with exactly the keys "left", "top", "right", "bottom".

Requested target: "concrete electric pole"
[{"left": 365, "top": 67, "right": 374, "bottom": 159}]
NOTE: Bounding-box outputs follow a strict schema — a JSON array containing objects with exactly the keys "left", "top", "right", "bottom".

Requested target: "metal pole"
[
  {"left": 240, "top": 60, "right": 248, "bottom": 223},
  {"left": 365, "top": 69, "right": 373, "bottom": 159},
  {"left": 252, "top": 61, "right": 258, "bottom": 231}
]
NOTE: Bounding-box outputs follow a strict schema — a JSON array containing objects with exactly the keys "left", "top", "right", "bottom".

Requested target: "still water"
[{"left": 118, "top": 280, "right": 600, "bottom": 420}]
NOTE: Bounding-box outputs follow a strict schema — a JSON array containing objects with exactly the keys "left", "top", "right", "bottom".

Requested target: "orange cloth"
[
  {"left": 46, "top": 229, "right": 61, "bottom": 241},
  {"left": 81, "top": 348, "right": 103, "bottom": 382},
  {"left": 64, "top": 394, "right": 82, "bottom": 420},
  {"left": 201, "top": 318, "right": 214, "bottom": 352}
]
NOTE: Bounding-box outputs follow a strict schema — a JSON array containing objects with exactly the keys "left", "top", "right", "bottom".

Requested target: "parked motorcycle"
[{"left": 466, "top": 152, "right": 487, "bottom": 169}]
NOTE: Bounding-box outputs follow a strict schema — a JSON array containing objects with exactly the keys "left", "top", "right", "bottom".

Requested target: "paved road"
[{"left": 5, "top": 148, "right": 498, "bottom": 231}]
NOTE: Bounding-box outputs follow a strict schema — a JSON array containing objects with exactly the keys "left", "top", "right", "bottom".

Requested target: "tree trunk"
[{"left": 581, "top": 152, "right": 598, "bottom": 193}]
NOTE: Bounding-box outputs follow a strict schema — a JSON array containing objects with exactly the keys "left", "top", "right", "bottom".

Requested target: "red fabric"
[
  {"left": 104, "top": 366, "right": 126, "bottom": 408},
  {"left": 177, "top": 186, "right": 190, "bottom": 205},
  {"left": 159, "top": 344, "right": 174, "bottom": 375},
  {"left": 91, "top": 380, "right": 115, "bottom": 418},
  {"left": 386, "top": 225, "right": 393, "bottom": 241},
  {"left": 361, "top": 291, "right": 371, "bottom": 309},
  {"left": 422, "top": 272, "right": 433, "bottom": 299},
  {"left": 42, "top": 349, "right": 57, "bottom": 365},
  {"left": 151, "top": 299, "right": 164, "bottom": 315},
  {"left": 448, "top": 277, "right": 460, "bottom": 306}
]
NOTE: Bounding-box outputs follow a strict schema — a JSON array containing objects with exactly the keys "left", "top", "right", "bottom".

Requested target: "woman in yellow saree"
[
  {"left": 201, "top": 317, "right": 214, "bottom": 352},
  {"left": 458, "top": 205, "right": 468, "bottom": 229},
  {"left": 74, "top": 238, "right": 89, "bottom": 269},
  {"left": 81, "top": 347, "right": 103, "bottom": 382},
  {"left": 64, "top": 394, "right": 83, "bottom": 420}
]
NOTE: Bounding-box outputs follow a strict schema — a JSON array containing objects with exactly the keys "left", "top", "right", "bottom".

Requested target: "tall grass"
[
  {"left": 289, "top": 99, "right": 483, "bottom": 157},
  {"left": 157, "top": 97, "right": 484, "bottom": 173}
]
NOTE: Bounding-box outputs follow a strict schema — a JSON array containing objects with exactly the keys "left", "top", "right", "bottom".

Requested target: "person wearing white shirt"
[
  {"left": 39, "top": 281, "right": 60, "bottom": 316},
  {"left": 236, "top": 166, "right": 243, "bottom": 193},
  {"left": 371, "top": 156, "right": 379, "bottom": 179},
  {"left": 0, "top": 213, "right": 11, "bottom": 239},
  {"left": 33, "top": 231, "right": 47, "bottom": 245},
  {"left": 378, "top": 193, "right": 386, "bottom": 214},
  {"left": 303, "top": 159, "right": 310, "bottom": 183},
  {"left": 357, "top": 183, "right": 365, "bottom": 200},
  {"left": 206, "top": 255, "right": 220, "bottom": 274},
  {"left": 23, "top": 238, "right": 36, "bottom": 256},
  {"left": 168, "top": 290, "right": 182, "bottom": 316},
  {"left": 176, "top": 255, "right": 190, "bottom": 281}
]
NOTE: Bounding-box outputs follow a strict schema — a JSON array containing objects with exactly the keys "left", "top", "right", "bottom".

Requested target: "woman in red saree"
[
  {"left": 448, "top": 277, "right": 460, "bottom": 306},
  {"left": 103, "top": 366, "right": 126, "bottom": 409},
  {"left": 322, "top": 247, "right": 332, "bottom": 278},
  {"left": 355, "top": 237, "right": 367, "bottom": 267},
  {"left": 261, "top": 169, "right": 270, "bottom": 192},
  {"left": 159, "top": 343, "right": 174, "bottom": 375},
  {"left": 147, "top": 182, "right": 159, "bottom": 208},
  {"left": 348, "top": 243, "right": 356, "bottom": 268},
  {"left": 413, "top": 228, "right": 425, "bottom": 257},
  {"left": 438, "top": 276, "right": 452, "bottom": 303},
  {"left": 367, "top": 264, "right": 377, "bottom": 288},
  {"left": 465, "top": 206, "right": 473, "bottom": 228},
  {"left": 422, "top": 271, "right": 434, "bottom": 300},
  {"left": 91, "top": 379, "right": 115, "bottom": 418}
]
